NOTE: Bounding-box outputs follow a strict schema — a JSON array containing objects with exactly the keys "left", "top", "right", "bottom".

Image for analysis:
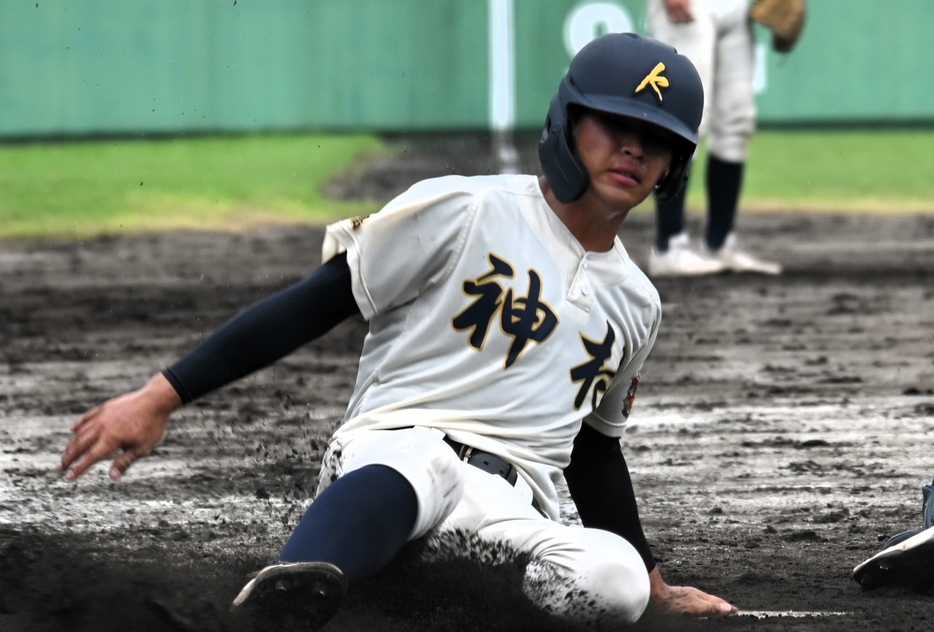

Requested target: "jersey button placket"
[
  {"left": 580, "top": 256, "right": 593, "bottom": 297},
  {"left": 568, "top": 258, "right": 596, "bottom": 311},
  {"left": 581, "top": 257, "right": 593, "bottom": 296}
]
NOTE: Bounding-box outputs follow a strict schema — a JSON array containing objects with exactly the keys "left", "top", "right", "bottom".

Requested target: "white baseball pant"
[{"left": 317, "top": 426, "right": 651, "bottom": 626}]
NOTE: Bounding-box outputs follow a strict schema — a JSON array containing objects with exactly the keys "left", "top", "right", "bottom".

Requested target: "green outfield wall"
[{"left": 2, "top": 0, "right": 933, "bottom": 137}]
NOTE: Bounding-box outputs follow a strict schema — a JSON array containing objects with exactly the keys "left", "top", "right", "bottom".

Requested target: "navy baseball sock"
[
  {"left": 705, "top": 155, "right": 744, "bottom": 250},
  {"left": 278, "top": 464, "right": 418, "bottom": 582},
  {"left": 654, "top": 162, "right": 692, "bottom": 251}
]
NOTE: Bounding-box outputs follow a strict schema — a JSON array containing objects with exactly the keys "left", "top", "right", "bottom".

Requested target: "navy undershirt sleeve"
[
  {"left": 162, "top": 252, "right": 360, "bottom": 404},
  {"left": 564, "top": 423, "right": 657, "bottom": 572}
]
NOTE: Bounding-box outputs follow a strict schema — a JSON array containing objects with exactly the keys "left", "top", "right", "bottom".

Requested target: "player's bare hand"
[
  {"left": 643, "top": 567, "right": 737, "bottom": 618},
  {"left": 60, "top": 373, "right": 181, "bottom": 481},
  {"left": 663, "top": 0, "right": 694, "bottom": 23}
]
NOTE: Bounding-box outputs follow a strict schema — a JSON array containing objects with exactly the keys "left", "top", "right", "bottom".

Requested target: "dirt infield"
[{"left": 2, "top": 135, "right": 934, "bottom": 630}]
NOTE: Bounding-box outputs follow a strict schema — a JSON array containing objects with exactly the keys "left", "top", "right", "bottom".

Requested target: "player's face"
[{"left": 573, "top": 111, "right": 674, "bottom": 211}]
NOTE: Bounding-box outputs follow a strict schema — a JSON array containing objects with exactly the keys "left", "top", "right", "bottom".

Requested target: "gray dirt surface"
[{"left": 2, "top": 133, "right": 934, "bottom": 631}]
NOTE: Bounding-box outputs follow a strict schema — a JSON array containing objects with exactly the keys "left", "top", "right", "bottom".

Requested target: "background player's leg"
[
  {"left": 705, "top": 155, "right": 743, "bottom": 250},
  {"left": 702, "top": 0, "right": 779, "bottom": 274},
  {"left": 654, "top": 165, "right": 689, "bottom": 252},
  {"left": 648, "top": 162, "right": 724, "bottom": 276},
  {"left": 704, "top": 155, "right": 780, "bottom": 272},
  {"left": 646, "top": 0, "right": 723, "bottom": 277},
  {"left": 278, "top": 464, "right": 417, "bottom": 581}
]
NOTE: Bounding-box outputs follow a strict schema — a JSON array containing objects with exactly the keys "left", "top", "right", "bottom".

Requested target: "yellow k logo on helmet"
[{"left": 635, "top": 62, "right": 670, "bottom": 101}]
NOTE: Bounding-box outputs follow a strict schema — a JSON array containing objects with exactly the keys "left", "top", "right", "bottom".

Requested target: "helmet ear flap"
[
  {"left": 538, "top": 98, "right": 590, "bottom": 203},
  {"left": 654, "top": 152, "right": 691, "bottom": 202}
]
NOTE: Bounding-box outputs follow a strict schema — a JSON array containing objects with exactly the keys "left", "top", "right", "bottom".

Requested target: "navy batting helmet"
[{"left": 539, "top": 33, "right": 704, "bottom": 203}]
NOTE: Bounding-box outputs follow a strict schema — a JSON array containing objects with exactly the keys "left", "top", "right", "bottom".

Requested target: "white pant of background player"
[
  {"left": 318, "top": 426, "right": 650, "bottom": 626},
  {"left": 647, "top": 0, "right": 756, "bottom": 163}
]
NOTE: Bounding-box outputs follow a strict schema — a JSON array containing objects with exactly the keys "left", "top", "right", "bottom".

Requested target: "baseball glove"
[{"left": 749, "top": 0, "right": 806, "bottom": 53}]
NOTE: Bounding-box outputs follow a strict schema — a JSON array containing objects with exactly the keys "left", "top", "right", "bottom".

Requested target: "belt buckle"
[
  {"left": 445, "top": 435, "right": 539, "bottom": 512},
  {"left": 465, "top": 450, "right": 518, "bottom": 486},
  {"left": 447, "top": 436, "right": 519, "bottom": 487}
]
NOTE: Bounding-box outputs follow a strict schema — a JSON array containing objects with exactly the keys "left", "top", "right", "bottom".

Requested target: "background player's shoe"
[
  {"left": 647, "top": 232, "right": 726, "bottom": 277},
  {"left": 852, "top": 478, "right": 934, "bottom": 590},
  {"left": 705, "top": 234, "right": 782, "bottom": 275},
  {"left": 233, "top": 561, "right": 347, "bottom": 629}
]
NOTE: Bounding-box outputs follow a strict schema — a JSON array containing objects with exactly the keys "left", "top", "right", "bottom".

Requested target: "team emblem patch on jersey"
[
  {"left": 635, "top": 62, "right": 669, "bottom": 102},
  {"left": 570, "top": 321, "right": 618, "bottom": 410},
  {"left": 622, "top": 375, "right": 640, "bottom": 419},
  {"left": 452, "top": 253, "right": 558, "bottom": 369}
]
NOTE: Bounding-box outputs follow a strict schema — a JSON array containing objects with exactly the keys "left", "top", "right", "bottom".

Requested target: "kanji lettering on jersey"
[
  {"left": 570, "top": 322, "right": 617, "bottom": 409},
  {"left": 452, "top": 254, "right": 515, "bottom": 350},
  {"left": 453, "top": 253, "right": 557, "bottom": 368},
  {"left": 500, "top": 269, "right": 558, "bottom": 367}
]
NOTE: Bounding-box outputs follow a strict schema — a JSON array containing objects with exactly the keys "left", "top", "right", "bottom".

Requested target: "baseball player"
[
  {"left": 59, "top": 34, "right": 736, "bottom": 628},
  {"left": 645, "top": 0, "right": 782, "bottom": 276}
]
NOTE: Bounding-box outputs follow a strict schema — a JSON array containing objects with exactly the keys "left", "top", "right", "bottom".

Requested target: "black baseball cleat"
[
  {"left": 232, "top": 561, "right": 347, "bottom": 629},
  {"left": 853, "top": 478, "right": 934, "bottom": 591},
  {"left": 853, "top": 528, "right": 934, "bottom": 591}
]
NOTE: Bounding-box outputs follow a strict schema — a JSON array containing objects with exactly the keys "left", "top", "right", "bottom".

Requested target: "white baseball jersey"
[{"left": 321, "top": 174, "right": 661, "bottom": 520}]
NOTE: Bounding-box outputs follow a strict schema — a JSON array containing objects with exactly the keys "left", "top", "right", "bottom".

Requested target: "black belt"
[
  {"left": 443, "top": 435, "right": 519, "bottom": 485},
  {"left": 442, "top": 435, "right": 544, "bottom": 515}
]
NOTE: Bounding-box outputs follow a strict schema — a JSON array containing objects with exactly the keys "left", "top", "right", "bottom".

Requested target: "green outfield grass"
[
  {"left": 0, "top": 134, "right": 384, "bottom": 239},
  {"left": 682, "top": 129, "right": 934, "bottom": 214},
  {"left": 0, "top": 129, "right": 932, "bottom": 240}
]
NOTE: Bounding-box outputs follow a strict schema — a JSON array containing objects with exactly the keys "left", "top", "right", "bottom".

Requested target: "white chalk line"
[{"left": 738, "top": 610, "right": 851, "bottom": 619}]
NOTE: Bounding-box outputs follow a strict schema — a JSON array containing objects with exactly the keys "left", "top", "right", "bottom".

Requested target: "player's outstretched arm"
[
  {"left": 644, "top": 567, "right": 737, "bottom": 617},
  {"left": 60, "top": 372, "right": 181, "bottom": 481},
  {"left": 60, "top": 252, "right": 360, "bottom": 481}
]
